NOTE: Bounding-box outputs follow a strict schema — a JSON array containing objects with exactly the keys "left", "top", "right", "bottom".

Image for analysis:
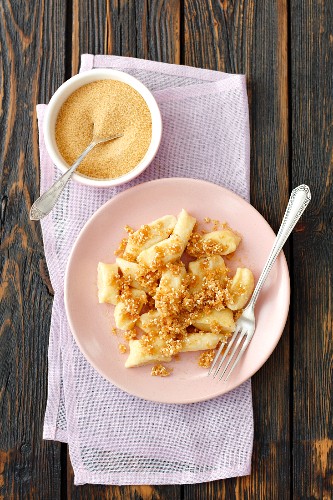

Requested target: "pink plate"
[{"left": 65, "top": 178, "right": 290, "bottom": 404}]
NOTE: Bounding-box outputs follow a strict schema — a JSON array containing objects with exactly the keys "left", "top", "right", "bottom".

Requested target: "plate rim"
[{"left": 64, "top": 177, "right": 290, "bottom": 404}]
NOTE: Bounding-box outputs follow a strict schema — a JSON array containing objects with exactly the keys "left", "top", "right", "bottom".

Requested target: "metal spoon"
[{"left": 30, "top": 134, "right": 123, "bottom": 221}]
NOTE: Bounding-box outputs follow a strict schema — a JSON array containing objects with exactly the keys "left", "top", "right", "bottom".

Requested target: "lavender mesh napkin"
[{"left": 39, "top": 54, "right": 253, "bottom": 485}]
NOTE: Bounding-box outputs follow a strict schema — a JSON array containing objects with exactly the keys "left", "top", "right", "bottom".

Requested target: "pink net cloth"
[{"left": 39, "top": 54, "right": 253, "bottom": 485}]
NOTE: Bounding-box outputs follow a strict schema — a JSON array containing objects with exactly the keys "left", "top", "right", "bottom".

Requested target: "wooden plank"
[
  {"left": 70, "top": 0, "right": 180, "bottom": 76},
  {"left": 183, "top": 1, "right": 291, "bottom": 498},
  {"left": 0, "top": 0, "right": 67, "bottom": 498},
  {"left": 67, "top": 1, "right": 181, "bottom": 497},
  {"left": 290, "top": 2, "right": 333, "bottom": 498}
]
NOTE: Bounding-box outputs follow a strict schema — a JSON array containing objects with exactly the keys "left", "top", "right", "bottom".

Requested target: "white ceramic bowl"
[{"left": 43, "top": 69, "right": 162, "bottom": 187}]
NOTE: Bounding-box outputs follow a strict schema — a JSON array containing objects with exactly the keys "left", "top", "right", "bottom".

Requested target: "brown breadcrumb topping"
[
  {"left": 118, "top": 344, "right": 127, "bottom": 353},
  {"left": 151, "top": 364, "right": 172, "bottom": 377},
  {"left": 212, "top": 219, "right": 226, "bottom": 231},
  {"left": 118, "top": 283, "right": 147, "bottom": 321},
  {"left": 124, "top": 329, "right": 137, "bottom": 341},
  {"left": 204, "top": 217, "right": 228, "bottom": 231},
  {"left": 136, "top": 266, "right": 162, "bottom": 295},
  {"left": 124, "top": 225, "right": 134, "bottom": 234},
  {"left": 123, "top": 223, "right": 162, "bottom": 261},
  {"left": 198, "top": 350, "right": 215, "bottom": 368},
  {"left": 233, "top": 309, "right": 244, "bottom": 321},
  {"left": 130, "top": 257, "right": 235, "bottom": 359},
  {"left": 114, "top": 237, "right": 128, "bottom": 257},
  {"left": 109, "top": 214, "right": 252, "bottom": 371},
  {"left": 117, "top": 254, "right": 235, "bottom": 358},
  {"left": 148, "top": 236, "right": 183, "bottom": 270},
  {"left": 146, "top": 294, "right": 156, "bottom": 309},
  {"left": 187, "top": 232, "right": 230, "bottom": 258},
  {"left": 112, "top": 327, "right": 118, "bottom": 335},
  {"left": 130, "top": 224, "right": 151, "bottom": 245}
]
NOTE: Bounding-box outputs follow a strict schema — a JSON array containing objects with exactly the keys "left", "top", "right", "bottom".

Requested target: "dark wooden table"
[{"left": 0, "top": 1, "right": 332, "bottom": 498}]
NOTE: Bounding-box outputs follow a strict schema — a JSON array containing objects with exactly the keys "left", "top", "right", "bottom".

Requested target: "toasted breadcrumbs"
[
  {"left": 129, "top": 257, "right": 235, "bottom": 359},
  {"left": 187, "top": 233, "right": 229, "bottom": 258},
  {"left": 147, "top": 236, "right": 183, "bottom": 271},
  {"left": 136, "top": 266, "right": 161, "bottom": 295},
  {"left": 129, "top": 224, "right": 151, "bottom": 246},
  {"left": 117, "top": 250, "right": 236, "bottom": 359},
  {"left": 126, "top": 220, "right": 168, "bottom": 250},
  {"left": 151, "top": 364, "right": 172, "bottom": 377},
  {"left": 55, "top": 80, "right": 152, "bottom": 179},
  {"left": 124, "top": 330, "right": 137, "bottom": 341},
  {"left": 114, "top": 237, "right": 128, "bottom": 257},
  {"left": 198, "top": 350, "right": 215, "bottom": 368},
  {"left": 119, "top": 283, "right": 147, "bottom": 319},
  {"left": 104, "top": 213, "right": 254, "bottom": 374},
  {"left": 118, "top": 344, "right": 127, "bottom": 353},
  {"left": 233, "top": 309, "right": 244, "bottom": 321}
]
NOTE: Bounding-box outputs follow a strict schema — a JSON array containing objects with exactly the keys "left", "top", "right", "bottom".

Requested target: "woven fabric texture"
[{"left": 39, "top": 54, "right": 253, "bottom": 485}]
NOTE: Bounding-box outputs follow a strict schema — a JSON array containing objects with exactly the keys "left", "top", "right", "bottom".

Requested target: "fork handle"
[{"left": 248, "top": 184, "right": 311, "bottom": 308}]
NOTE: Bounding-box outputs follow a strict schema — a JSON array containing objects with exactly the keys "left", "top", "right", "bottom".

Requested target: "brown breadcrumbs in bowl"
[{"left": 55, "top": 80, "right": 152, "bottom": 179}]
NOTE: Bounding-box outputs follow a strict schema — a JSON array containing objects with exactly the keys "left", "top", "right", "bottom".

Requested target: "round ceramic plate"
[{"left": 65, "top": 178, "right": 290, "bottom": 404}]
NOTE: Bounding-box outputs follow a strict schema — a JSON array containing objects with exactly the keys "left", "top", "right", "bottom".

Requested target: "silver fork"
[
  {"left": 30, "top": 134, "right": 123, "bottom": 221},
  {"left": 209, "top": 184, "right": 311, "bottom": 381}
]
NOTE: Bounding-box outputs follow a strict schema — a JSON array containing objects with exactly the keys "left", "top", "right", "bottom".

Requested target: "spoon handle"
[{"left": 30, "top": 141, "right": 96, "bottom": 221}]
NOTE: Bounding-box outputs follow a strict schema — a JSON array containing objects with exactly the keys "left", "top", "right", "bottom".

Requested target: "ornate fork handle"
[{"left": 248, "top": 184, "right": 311, "bottom": 308}]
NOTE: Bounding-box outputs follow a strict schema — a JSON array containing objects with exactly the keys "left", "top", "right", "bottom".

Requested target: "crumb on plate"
[
  {"left": 118, "top": 344, "right": 127, "bottom": 353},
  {"left": 198, "top": 350, "right": 215, "bottom": 368},
  {"left": 151, "top": 364, "right": 172, "bottom": 377}
]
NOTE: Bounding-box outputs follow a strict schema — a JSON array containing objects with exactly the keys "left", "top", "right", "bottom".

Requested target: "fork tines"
[{"left": 208, "top": 327, "right": 251, "bottom": 381}]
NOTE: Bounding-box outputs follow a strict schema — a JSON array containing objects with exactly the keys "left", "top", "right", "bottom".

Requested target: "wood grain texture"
[
  {"left": 183, "top": 1, "right": 291, "bottom": 498},
  {"left": 290, "top": 1, "right": 333, "bottom": 498},
  {"left": 67, "top": 1, "right": 180, "bottom": 497},
  {"left": 70, "top": 0, "right": 180, "bottom": 76},
  {"left": 0, "top": 0, "right": 67, "bottom": 498}
]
